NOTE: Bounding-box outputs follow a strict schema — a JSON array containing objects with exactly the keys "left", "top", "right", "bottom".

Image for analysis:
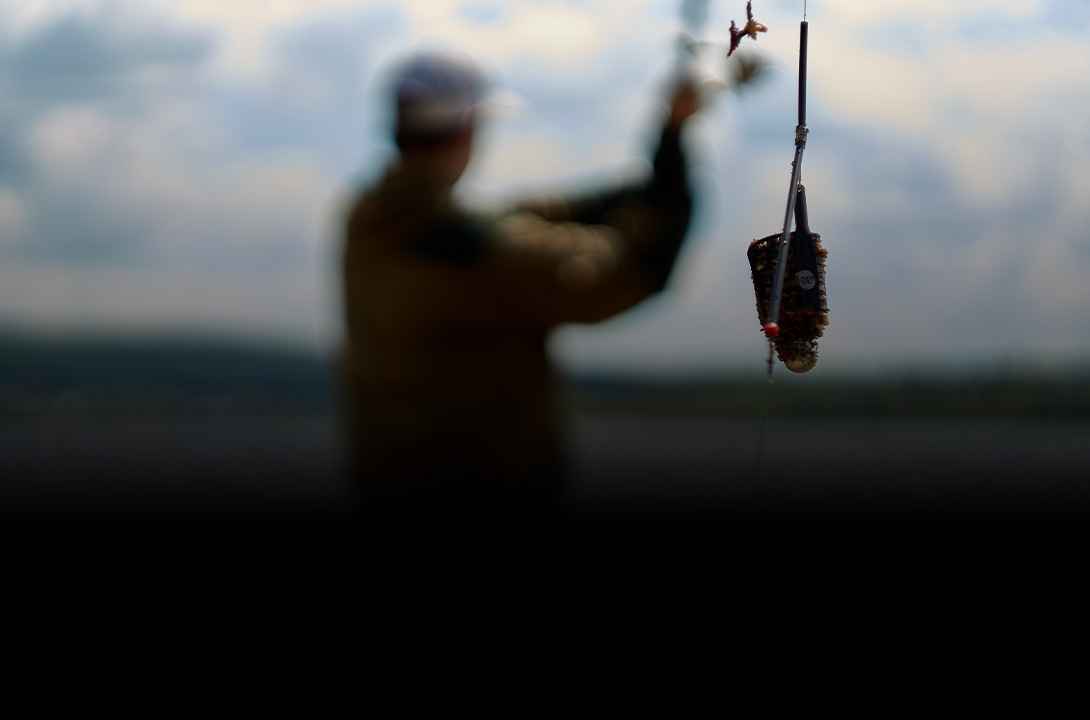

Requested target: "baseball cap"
[{"left": 389, "top": 52, "right": 489, "bottom": 140}]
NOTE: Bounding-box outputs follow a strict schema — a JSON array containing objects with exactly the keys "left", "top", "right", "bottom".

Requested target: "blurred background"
[{"left": 2, "top": 0, "right": 1089, "bottom": 511}]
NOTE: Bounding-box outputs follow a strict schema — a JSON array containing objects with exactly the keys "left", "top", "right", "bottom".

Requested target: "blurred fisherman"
[{"left": 341, "top": 52, "right": 703, "bottom": 514}]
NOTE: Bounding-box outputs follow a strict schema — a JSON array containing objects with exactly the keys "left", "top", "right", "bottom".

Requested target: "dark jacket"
[{"left": 341, "top": 124, "right": 692, "bottom": 508}]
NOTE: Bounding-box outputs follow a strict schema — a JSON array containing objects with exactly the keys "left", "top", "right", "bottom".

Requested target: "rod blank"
[
  {"left": 767, "top": 21, "right": 810, "bottom": 332},
  {"left": 799, "top": 21, "right": 808, "bottom": 128}
]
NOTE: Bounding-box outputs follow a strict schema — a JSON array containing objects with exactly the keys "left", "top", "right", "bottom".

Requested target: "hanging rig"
[
  {"left": 746, "top": 3, "right": 830, "bottom": 378},
  {"left": 677, "top": 2, "right": 829, "bottom": 379}
]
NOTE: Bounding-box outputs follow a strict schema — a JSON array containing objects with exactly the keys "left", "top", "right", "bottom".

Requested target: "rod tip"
[{"left": 762, "top": 322, "right": 780, "bottom": 338}]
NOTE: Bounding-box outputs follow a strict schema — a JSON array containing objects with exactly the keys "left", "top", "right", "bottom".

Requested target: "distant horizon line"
[{"left": 2, "top": 320, "right": 1085, "bottom": 383}]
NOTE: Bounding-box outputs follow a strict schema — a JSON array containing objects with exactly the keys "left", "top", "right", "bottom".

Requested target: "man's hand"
[
  {"left": 729, "top": 52, "right": 769, "bottom": 91},
  {"left": 668, "top": 79, "right": 701, "bottom": 129}
]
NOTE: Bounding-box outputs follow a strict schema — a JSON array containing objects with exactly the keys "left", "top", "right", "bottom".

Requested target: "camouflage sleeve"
[
  {"left": 486, "top": 123, "right": 693, "bottom": 325},
  {"left": 511, "top": 186, "right": 641, "bottom": 226},
  {"left": 512, "top": 125, "right": 689, "bottom": 222},
  {"left": 485, "top": 211, "right": 652, "bottom": 325},
  {"left": 509, "top": 125, "right": 692, "bottom": 291},
  {"left": 637, "top": 124, "right": 693, "bottom": 291}
]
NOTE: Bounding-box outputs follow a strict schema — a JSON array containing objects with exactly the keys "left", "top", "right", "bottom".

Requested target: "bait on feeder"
[{"left": 728, "top": 1, "right": 768, "bottom": 57}]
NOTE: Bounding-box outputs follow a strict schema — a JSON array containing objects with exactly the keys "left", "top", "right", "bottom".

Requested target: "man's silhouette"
[{"left": 341, "top": 53, "right": 701, "bottom": 514}]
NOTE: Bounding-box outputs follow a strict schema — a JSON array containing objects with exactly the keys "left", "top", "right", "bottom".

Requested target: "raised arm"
[
  {"left": 486, "top": 80, "right": 698, "bottom": 324},
  {"left": 511, "top": 79, "right": 696, "bottom": 226}
]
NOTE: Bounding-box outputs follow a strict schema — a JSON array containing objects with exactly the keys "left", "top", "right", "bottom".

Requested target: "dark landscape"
[{"left": 3, "top": 329, "right": 1090, "bottom": 512}]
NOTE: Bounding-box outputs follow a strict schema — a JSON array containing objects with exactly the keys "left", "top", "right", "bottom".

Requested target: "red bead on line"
[{"left": 762, "top": 322, "right": 780, "bottom": 338}]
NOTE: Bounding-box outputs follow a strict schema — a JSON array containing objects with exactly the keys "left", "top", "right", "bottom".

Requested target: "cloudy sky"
[{"left": 1, "top": 0, "right": 1088, "bottom": 374}]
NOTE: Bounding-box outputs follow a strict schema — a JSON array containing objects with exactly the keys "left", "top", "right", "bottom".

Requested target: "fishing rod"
[{"left": 765, "top": 15, "right": 808, "bottom": 341}]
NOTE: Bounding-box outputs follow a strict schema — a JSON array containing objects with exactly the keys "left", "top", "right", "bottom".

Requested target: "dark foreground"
[
  {"left": 3, "top": 412, "right": 1089, "bottom": 512},
  {"left": 3, "top": 330, "right": 1090, "bottom": 513}
]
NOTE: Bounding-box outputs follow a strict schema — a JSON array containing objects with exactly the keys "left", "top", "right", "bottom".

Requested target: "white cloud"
[
  {"left": 167, "top": 0, "right": 361, "bottom": 78},
  {"left": 0, "top": 188, "right": 27, "bottom": 243},
  {"left": 30, "top": 104, "right": 117, "bottom": 175},
  {"left": 26, "top": 96, "right": 336, "bottom": 253},
  {"left": 0, "top": 0, "right": 88, "bottom": 37},
  {"left": 821, "top": 0, "right": 1042, "bottom": 25},
  {"left": 0, "top": 262, "right": 331, "bottom": 345}
]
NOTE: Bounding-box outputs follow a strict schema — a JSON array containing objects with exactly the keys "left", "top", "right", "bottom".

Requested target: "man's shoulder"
[
  {"left": 345, "top": 182, "right": 385, "bottom": 228},
  {"left": 346, "top": 182, "right": 496, "bottom": 267},
  {"left": 411, "top": 206, "right": 494, "bottom": 266}
]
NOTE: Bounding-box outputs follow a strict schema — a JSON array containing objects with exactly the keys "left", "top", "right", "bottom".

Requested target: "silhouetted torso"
[{"left": 342, "top": 125, "right": 692, "bottom": 512}]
